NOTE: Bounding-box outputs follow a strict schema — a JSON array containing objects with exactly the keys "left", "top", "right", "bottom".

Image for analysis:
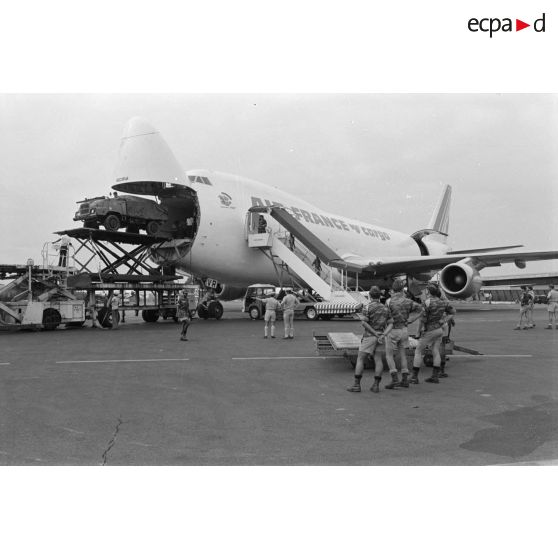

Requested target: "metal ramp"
[
  {"left": 51, "top": 227, "right": 191, "bottom": 326},
  {"left": 247, "top": 207, "right": 368, "bottom": 314}
]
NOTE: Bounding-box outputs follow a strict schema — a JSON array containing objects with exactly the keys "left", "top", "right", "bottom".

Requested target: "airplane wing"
[
  {"left": 253, "top": 205, "right": 558, "bottom": 277},
  {"left": 342, "top": 250, "right": 558, "bottom": 276}
]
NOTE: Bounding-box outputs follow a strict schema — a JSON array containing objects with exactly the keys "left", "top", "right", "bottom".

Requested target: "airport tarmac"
[{"left": 0, "top": 303, "right": 556, "bottom": 465}]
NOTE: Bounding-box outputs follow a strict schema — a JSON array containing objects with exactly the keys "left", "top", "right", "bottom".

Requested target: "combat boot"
[
  {"left": 399, "top": 372, "right": 410, "bottom": 388},
  {"left": 438, "top": 365, "right": 448, "bottom": 378},
  {"left": 384, "top": 372, "right": 400, "bottom": 389},
  {"left": 425, "top": 366, "right": 440, "bottom": 383},
  {"left": 347, "top": 376, "right": 362, "bottom": 393},
  {"left": 370, "top": 376, "right": 381, "bottom": 393},
  {"left": 410, "top": 367, "right": 420, "bottom": 384}
]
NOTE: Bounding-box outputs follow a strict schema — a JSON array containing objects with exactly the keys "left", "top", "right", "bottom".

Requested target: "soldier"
[
  {"left": 177, "top": 289, "right": 192, "bottom": 341},
  {"left": 514, "top": 286, "right": 531, "bottom": 330},
  {"left": 110, "top": 292, "right": 121, "bottom": 330},
  {"left": 347, "top": 286, "right": 393, "bottom": 394},
  {"left": 384, "top": 279, "right": 423, "bottom": 389},
  {"left": 526, "top": 285, "right": 536, "bottom": 328},
  {"left": 411, "top": 283, "right": 455, "bottom": 384}
]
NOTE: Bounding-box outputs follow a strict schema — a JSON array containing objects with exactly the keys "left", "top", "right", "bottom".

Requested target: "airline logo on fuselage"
[
  {"left": 219, "top": 192, "right": 235, "bottom": 209},
  {"left": 251, "top": 197, "right": 390, "bottom": 240}
]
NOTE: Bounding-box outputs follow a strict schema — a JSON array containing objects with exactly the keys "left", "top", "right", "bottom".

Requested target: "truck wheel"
[
  {"left": 304, "top": 306, "right": 318, "bottom": 320},
  {"left": 209, "top": 300, "right": 224, "bottom": 320},
  {"left": 248, "top": 305, "right": 261, "bottom": 320},
  {"left": 104, "top": 214, "right": 121, "bottom": 232},
  {"left": 146, "top": 221, "right": 160, "bottom": 236},
  {"left": 141, "top": 309, "right": 160, "bottom": 322},
  {"left": 42, "top": 308, "right": 61, "bottom": 330}
]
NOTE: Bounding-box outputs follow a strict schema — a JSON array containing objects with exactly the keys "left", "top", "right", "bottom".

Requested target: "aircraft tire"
[
  {"left": 42, "top": 308, "right": 61, "bottom": 330},
  {"left": 197, "top": 304, "right": 209, "bottom": 319},
  {"left": 104, "top": 214, "right": 121, "bottom": 232},
  {"left": 209, "top": 300, "right": 224, "bottom": 320}
]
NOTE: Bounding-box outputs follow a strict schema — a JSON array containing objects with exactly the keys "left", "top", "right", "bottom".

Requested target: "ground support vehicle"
[
  {"left": 74, "top": 194, "right": 168, "bottom": 235},
  {"left": 242, "top": 284, "right": 320, "bottom": 321},
  {"left": 0, "top": 264, "right": 85, "bottom": 331},
  {"left": 57, "top": 227, "right": 206, "bottom": 327},
  {"left": 313, "top": 330, "right": 471, "bottom": 370}
]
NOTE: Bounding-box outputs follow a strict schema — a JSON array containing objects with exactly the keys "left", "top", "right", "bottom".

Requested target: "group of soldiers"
[
  {"left": 515, "top": 284, "right": 558, "bottom": 330},
  {"left": 347, "top": 280, "right": 456, "bottom": 393}
]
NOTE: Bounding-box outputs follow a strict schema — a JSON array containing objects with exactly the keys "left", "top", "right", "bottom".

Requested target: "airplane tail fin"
[{"left": 427, "top": 184, "right": 452, "bottom": 240}]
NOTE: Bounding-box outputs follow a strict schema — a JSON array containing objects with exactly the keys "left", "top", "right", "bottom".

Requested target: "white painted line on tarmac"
[
  {"left": 61, "top": 427, "right": 85, "bottom": 434},
  {"left": 0, "top": 363, "right": 10, "bottom": 366},
  {"left": 232, "top": 356, "right": 344, "bottom": 360},
  {"left": 450, "top": 354, "right": 532, "bottom": 358},
  {"left": 56, "top": 358, "right": 190, "bottom": 364}
]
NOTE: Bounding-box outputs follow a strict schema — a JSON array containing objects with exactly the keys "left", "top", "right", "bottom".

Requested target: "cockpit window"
[{"left": 188, "top": 175, "right": 213, "bottom": 186}]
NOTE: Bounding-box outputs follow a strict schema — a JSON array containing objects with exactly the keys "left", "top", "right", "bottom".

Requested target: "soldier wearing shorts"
[
  {"left": 384, "top": 279, "right": 423, "bottom": 389},
  {"left": 347, "top": 286, "right": 393, "bottom": 394},
  {"left": 177, "top": 289, "right": 192, "bottom": 341},
  {"left": 281, "top": 289, "right": 299, "bottom": 339},
  {"left": 263, "top": 293, "right": 280, "bottom": 338},
  {"left": 411, "top": 284, "right": 455, "bottom": 384},
  {"left": 514, "top": 286, "right": 532, "bottom": 330},
  {"left": 546, "top": 285, "right": 558, "bottom": 329}
]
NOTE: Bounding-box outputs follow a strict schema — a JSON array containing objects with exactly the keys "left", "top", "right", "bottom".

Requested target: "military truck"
[{"left": 74, "top": 194, "right": 168, "bottom": 235}]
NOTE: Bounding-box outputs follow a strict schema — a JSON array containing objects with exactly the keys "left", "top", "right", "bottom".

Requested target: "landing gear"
[{"left": 197, "top": 300, "right": 224, "bottom": 320}]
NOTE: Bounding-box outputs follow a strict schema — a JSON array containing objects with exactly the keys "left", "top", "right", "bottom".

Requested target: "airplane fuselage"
[{"left": 171, "top": 169, "right": 424, "bottom": 286}]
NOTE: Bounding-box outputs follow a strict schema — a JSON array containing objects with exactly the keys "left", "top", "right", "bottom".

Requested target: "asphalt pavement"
[{"left": 1, "top": 302, "right": 556, "bottom": 465}]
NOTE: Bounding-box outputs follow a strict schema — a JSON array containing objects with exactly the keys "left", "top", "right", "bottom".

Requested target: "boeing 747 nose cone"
[{"left": 112, "top": 117, "right": 189, "bottom": 194}]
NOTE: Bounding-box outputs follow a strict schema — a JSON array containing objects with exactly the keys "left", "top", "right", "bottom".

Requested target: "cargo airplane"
[{"left": 109, "top": 117, "right": 558, "bottom": 309}]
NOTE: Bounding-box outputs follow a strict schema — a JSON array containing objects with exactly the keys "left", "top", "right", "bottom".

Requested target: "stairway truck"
[{"left": 74, "top": 194, "right": 168, "bottom": 235}]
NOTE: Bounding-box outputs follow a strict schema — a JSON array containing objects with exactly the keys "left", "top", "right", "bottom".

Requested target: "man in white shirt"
[
  {"left": 545, "top": 285, "right": 558, "bottom": 329},
  {"left": 281, "top": 289, "right": 299, "bottom": 339},
  {"left": 263, "top": 294, "right": 280, "bottom": 339}
]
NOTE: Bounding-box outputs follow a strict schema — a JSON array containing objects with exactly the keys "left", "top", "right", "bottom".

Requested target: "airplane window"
[{"left": 187, "top": 175, "right": 212, "bottom": 185}]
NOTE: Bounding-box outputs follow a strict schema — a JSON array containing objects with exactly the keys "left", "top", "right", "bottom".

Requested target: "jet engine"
[
  {"left": 439, "top": 259, "right": 483, "bottom": 299},
  {"left": 214, "top": 283, "right": 247, "bottom": 301}
]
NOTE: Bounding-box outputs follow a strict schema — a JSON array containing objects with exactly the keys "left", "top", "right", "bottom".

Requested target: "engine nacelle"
[
  {"left": 214, "top": 283, "right": 246, "bottom": 301},
  {"left": 439, "top": 260, "right": 483, "bottom": 299}
]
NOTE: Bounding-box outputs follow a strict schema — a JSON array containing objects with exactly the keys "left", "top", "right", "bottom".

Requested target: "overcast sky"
[{"left": 0, "top": 93, "right": 556, "bottom": 276}]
